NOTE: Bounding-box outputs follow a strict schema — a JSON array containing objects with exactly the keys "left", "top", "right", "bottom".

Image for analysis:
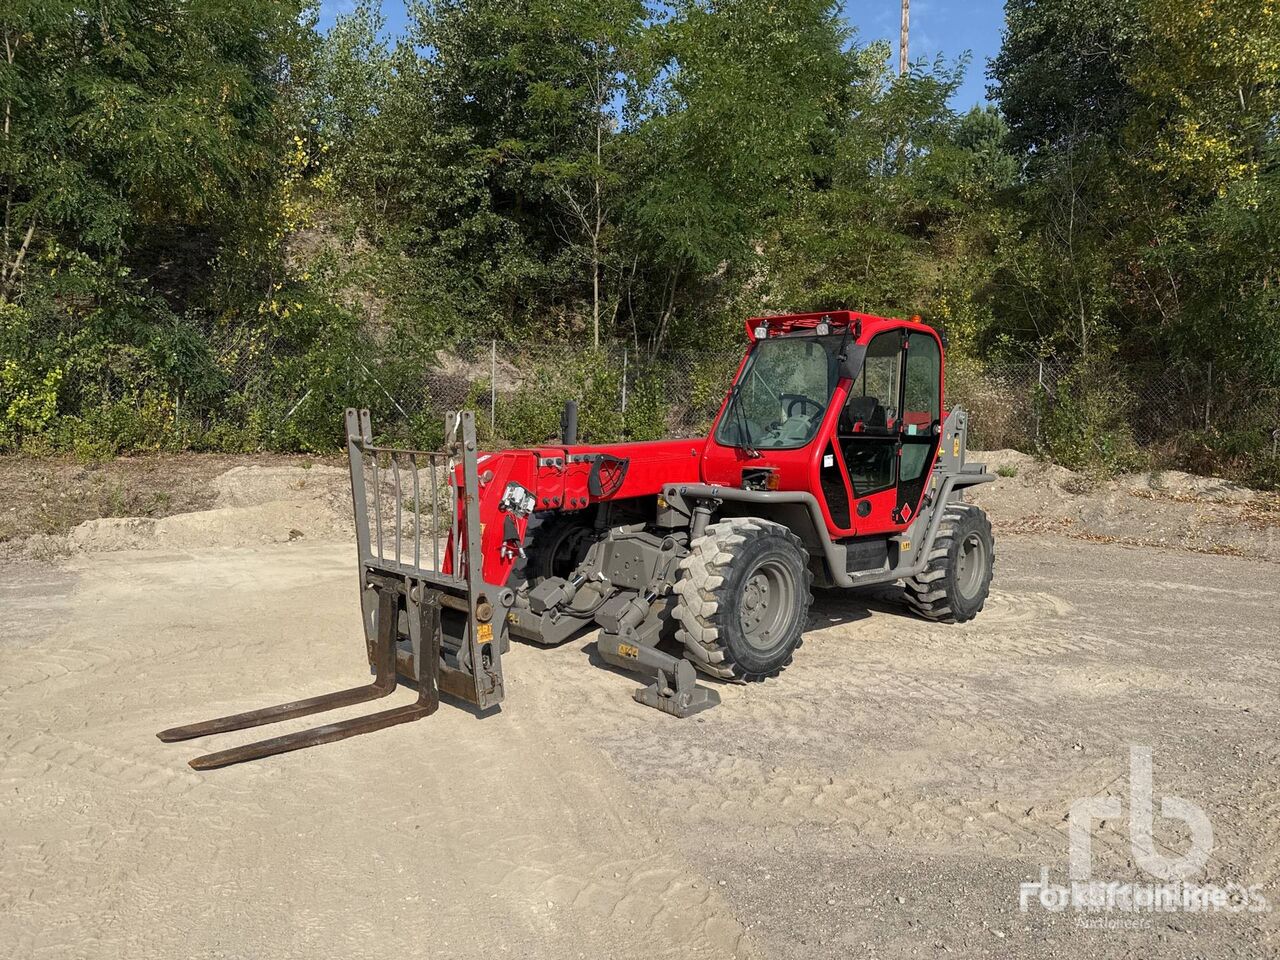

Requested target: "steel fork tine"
[
  {"left": 156, "top": 682, "right": 393, "bottom": 743},
  {"left": 185, "top": 702, "right": 435, "bottom": 770},
  {"left": 158, "top": 586, "right": 400, "bottom": 750},
  {"left": 182, "top": 589, "right": 444, "bottom": 771}
]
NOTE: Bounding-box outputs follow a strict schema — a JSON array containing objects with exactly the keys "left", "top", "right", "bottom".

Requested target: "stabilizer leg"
[{"left": 597, "top": 632, "right": 720, "bottom": 719}]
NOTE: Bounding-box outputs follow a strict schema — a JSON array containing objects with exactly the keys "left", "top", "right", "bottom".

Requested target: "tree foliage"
[
  {"left": 0, "top": 0, "right": 1275, "bottom": 484},
  {"left": 0, "top": 0, "right": 311, "bottom": 451},
  {"left": 985, "top": 0, "right": 1280, "bottom": 477}
]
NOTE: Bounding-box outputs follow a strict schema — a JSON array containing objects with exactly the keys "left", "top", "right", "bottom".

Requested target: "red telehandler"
[{"left": 160, "top": 310, "right": 995, "bottom": 768}]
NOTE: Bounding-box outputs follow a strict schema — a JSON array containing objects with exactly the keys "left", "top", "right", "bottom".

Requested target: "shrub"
[
  {"left": 492, "top": 348, "right": 625, "bottom": 446},
  {"left": 49, "top": 392, "right": 178, "bottom": 460},
  {"left": 944, "top": 356, "right": 1035, "bottom": 451},
  {"left": 1040, "top": 357, "right": 1142, "bottom": 475},
  {"left": 623, "top": 369, "right": 670, "bottom": 441}
]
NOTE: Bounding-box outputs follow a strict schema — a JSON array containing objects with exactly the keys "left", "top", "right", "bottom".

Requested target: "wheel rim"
[
  {"left": 955, "top": 531, "right": 987, "bottom": 600},
  {"left": 738, "top": 557, "right": 795, "bottom": 651},
  {"left": 548, "top": 526, "right": 592, "bottom": 579}
]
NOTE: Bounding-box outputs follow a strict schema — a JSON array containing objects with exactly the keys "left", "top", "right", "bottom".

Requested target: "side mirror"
[{"left": 838, "top": 344, "right": 866, "bottom": 382}]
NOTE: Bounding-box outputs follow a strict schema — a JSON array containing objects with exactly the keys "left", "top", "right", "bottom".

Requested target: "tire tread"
[
  {"left": 673, "top": 518, "right": 813, "bottom": 682},
  {"left": 903, "top": 504, "right": 995, "bottom": 624}
]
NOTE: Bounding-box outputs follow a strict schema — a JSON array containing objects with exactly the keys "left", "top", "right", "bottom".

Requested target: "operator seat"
[{"left": 841, "top": 395, "right": 890, "bottom": 435}]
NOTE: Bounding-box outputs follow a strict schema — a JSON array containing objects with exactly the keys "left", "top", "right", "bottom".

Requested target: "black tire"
[
  {"left": 513, "top": 513, "right": 597, "bottom": 594},
  {"left": 673, "top": 518, "right": 813, "bottom": 682},
  {"left": 904, "top": 503, "right": 994, "bottom": 623}
]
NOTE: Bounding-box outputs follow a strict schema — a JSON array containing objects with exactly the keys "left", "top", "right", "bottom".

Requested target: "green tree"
[
  {"left": 620, "top": 0, "right": 862, "bottom": 350},
  {"left": 532, "top": 0, "right": 644, "bottom": 348},
  {"left": 746, "top": 47, "right": 974, "bottom": 325},
  {"left": 987, "top": 0, "right": 1279, "bottom": 476},
  {"left": 0, "top": 0, "right": 311, "bottom": 448},
  {"left": 989, "top": 0, "right": 1141, "bottom": 159}
]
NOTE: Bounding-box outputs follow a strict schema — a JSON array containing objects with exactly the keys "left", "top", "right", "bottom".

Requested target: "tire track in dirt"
[
  {"left": 606, "top": 741, "right": 1125, "bottom": 856},
  {"left": 4, "top": 529, "right": 1278, "bottom": 958},
  {"left": 565, "top": 539, "right": 1280, "bottom": 959},
  {"left": 0, "top": 545, "right": 756, "bottom": 960},
  {"left": 0, "top": 731, "right": 205, "bottom": 797}
]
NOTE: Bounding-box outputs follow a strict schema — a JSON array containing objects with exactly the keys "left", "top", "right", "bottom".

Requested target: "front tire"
[
  {"left": 904, "top": 503, "right": 994, "bottom": 623},
  {"left": 512, "top": 513, "right": 597, "bottom": 595},
  {"left": 673, "top": 518, "right": 813, "bottom": 682}
]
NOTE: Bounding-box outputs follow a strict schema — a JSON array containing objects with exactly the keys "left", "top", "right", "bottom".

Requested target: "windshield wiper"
[{"left": 731, "top": 384, "right": 760, "bottom": 458}]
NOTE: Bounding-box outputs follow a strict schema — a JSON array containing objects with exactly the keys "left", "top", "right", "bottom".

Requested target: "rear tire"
[
  {"left": 904, "top": 503, "right": 994, "bottom": 623},
  {"left": 673, "top": 518, "right": 813, "bottom": 682}
]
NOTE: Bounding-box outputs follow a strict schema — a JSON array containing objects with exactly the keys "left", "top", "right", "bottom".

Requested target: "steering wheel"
[{"left": 781, "top": 393, "right": 825, "bottom": 419}]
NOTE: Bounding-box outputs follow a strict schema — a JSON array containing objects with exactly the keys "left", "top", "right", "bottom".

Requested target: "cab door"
[
  {"left": 894, "top": 330, "right": 943, "bottom": 526},
  {"left": 827, "top": 327, "right": 942, "bottom": 534},
  {"left": 832, "top": 329, "right": 903, "bottom": 533}
]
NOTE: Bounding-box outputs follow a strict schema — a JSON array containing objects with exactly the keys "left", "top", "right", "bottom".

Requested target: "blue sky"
[
  {"left": 851, "top": 0, "right": 1004, "bottom": 107},
  {"left": 317, "top": 1, "right": 1005, "bottom": 109}
]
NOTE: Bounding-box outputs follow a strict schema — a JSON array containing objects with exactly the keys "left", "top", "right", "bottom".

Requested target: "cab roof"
[{"left": 743, "top": 310, "right": 937, "bottom": 342}]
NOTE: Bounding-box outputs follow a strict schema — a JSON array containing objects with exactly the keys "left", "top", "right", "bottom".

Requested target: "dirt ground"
[
  {"left": 1, "top": 452, "right": 1277, "bottom": 959},
  {"left": 0, "top": 452, "right": 335, "bottom": 557}
]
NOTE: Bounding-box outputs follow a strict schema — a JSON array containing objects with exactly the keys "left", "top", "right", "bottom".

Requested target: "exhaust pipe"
[{"left": 561, "top": 400, "right": 578, "bottom": 444}]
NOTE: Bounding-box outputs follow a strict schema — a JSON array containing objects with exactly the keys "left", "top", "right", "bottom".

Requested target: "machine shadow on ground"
[{"left": 808, "top": 586, "right": 908, "bottom": 630}]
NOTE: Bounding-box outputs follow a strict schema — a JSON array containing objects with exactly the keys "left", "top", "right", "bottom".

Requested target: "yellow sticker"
[
  {"left": 618, "top": 642, "right": 640, "bottom": 659},
  {"left": 952, "top": 437, "right": 961, "bottom": 458},
  {"left": 476, "top": 622, "right": 494, "bottom": 645},
  {"left": 901, "top": 539, "right": 911, "bottom": 552}
]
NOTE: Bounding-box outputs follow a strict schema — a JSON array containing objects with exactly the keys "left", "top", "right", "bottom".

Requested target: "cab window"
[
  {"left": 902, "top": 332, "right": 941, "bottom": 434},
  {"left": 849, "top": 331, "right": 903, "bottom": 430},
  {"left": 899, "top": 331, "right": 942, "bottom": 486},
  {"left": 715, "top": 335, "right": 842, "bottom": 451}
]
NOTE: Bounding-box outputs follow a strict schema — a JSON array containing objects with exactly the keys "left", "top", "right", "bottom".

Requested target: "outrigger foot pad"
[
  {"left": 634, "top": 659, "right": 721, "bottom": 718},
  {"left": 597, "top": 633, "right": 721, "bottom": 719}
]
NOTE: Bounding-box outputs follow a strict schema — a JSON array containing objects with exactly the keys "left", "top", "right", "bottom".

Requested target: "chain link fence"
[
  {"left": 226, "top": 337, "right": 749, "bottom": 448},
  {"left": 246, "top": 336, "right": 1258, "bottom": 457},
  {"left": 15, "top": 301, "right": 1273, "bottom": 474},
  {"left": 947, "top": 355, "right": 1280, "bottom": 459}
]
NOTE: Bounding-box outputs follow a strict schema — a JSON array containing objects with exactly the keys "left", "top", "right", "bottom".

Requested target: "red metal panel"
[
  {"left": 451, "top": 310, "right": 948, "bottom": 582},
  {"left": 564, "top": 438, "right": 706, "bottom": 502}
]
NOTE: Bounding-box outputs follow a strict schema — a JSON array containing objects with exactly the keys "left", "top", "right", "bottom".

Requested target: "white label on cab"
[{"left": 823, "top": 454, "right": 834, "bottom": 467}]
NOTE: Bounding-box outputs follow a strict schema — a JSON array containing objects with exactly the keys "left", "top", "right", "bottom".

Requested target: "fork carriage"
[{"left": 157, "top": 409, "right": 512, "bottom": 769}]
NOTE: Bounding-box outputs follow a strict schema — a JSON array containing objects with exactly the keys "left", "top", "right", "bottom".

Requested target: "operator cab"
[{"left": 706, "top": 310, "right": 944, "bottom": 539}]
